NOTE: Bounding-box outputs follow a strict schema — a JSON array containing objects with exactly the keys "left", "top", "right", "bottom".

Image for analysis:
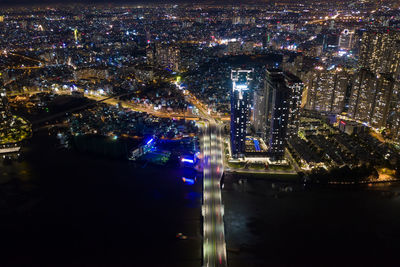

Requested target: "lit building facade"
[
  {"left": 305, "top": 66, "right": 350, "bottom": 114},
  {"left": 338, "top": 29, "right": 355, "bottom": 51},
  {"left": 347, "top": 29, "right": 400, "bottom": 137},
  {"left": 265, "top": 69, "right": 291, "bottom": 160},
  {"left": 348, "top": 68, "right": 377, "bottom": 123},
  {"left": 284, "top": 72, "right": 304, "bottom": 138},
  {"left": 0, "top": 78, "right": 7, "bottom": 123},
  {"left": 155, "top": 43, "right": 180, "bottom": 72},
  {"left": 359, "top": 30, "right": 400, "bottom": 77},
  {"left": 387, "top": 82, "right": 400, "bottom": 139},
  {"left": 371, "top": 74, "right": 395, "bottom": 128},
  {"left": 230, "top": 69, "right": 252, "bottom": 158},
  {"left": 253, "top": 87, "right": 266, "bottom": 138},
  {"left": 348, "top": 70, "right": 394, "bottom": 129}
]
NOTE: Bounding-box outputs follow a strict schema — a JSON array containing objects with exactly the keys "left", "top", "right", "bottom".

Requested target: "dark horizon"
[{"left": 0, "top": 0, "right": 312, "bottom": 8}]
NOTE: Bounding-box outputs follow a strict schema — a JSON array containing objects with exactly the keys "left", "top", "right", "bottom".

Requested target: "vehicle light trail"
[{"left": 201, "top": 120, "right": 227, "bottom": 267}]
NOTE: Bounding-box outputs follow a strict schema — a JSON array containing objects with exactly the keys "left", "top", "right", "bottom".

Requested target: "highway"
[
  {"left": 9, "top": 89, "right": 202, "bottom": 121},
  {"left": 176, "top": 80, "right": 228, "bottom": 266},
  {"left": 201, "top": 120, "right": 227, "bottom": 267}
]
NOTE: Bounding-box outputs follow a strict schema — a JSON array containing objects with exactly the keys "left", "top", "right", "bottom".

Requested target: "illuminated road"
[
  {"left": 174, "top": 82, "right": 230, "bottom": 122},
  {"left": 201, "top": 120, "right": 227, "bottom": 267},
  {"left": 9, "top": 90, "right": 201, "bottom": 121},
  {"left": 305, "top": 13, "right": 340, "bottom": 24},
  {"left": 7, "top": 52, "right": 46, "bottom": 64},
  {"left": 175, "top": 80, "right": 227, "bottom": 266}
]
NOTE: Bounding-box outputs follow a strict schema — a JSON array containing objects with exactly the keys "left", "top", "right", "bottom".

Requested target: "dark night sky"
[
  {"left": 0, "top": 0, "right": 144, "bottom": 5},
  {"left": 0, "top": 0, "right": 260, "bottom": 7},
  {"left": 0, "top": 0, "right": 172, "bottom": 6},
  {"left": 0, "top": 0, "right": 220, "bottom": 6}
]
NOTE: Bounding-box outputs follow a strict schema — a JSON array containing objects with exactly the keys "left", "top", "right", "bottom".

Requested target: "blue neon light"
[
  {"left": 254, "top": 139, "right": 261, "bottom": 151},
  {"left": 182, "top": 177, "right": 195, "bottom": 185}
]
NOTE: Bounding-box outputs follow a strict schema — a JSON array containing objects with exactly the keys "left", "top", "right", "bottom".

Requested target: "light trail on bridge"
[
  {"left": 174, "top": 79, "right": 228, "bottom": 266},
  {"left": 201, "top": 121, "right": 227, "bottom": 267}
]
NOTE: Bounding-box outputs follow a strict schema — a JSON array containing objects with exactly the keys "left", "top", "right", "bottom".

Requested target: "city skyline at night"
[{"left": 1, "top": 1, "right": 400, "bottom": 266}]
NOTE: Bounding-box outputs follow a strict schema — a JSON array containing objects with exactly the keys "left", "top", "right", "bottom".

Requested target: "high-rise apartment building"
[
  {"left": 348, "top": 29, "right": 400, "bottom": 132},
  {"left": 387, "top": 82, "right": 400, "bottom": 139},
  {"left": 0, "top": 83, "right": 8, "bottom": 123},
  {"left": 371, "top": 74, "right": 395, "bottom": 128},
  {"left": 264, "top": 69, "right": 291, "bottom": 160},
  {"left": 230, "top": 69, "right": 252, "bottom": 158},
  {"left": 305, "top": 66, "right": 350, "bottom": 114},
  {"left": 154, "top": 43, "right": 180, "bottom": 72},
  {"left": 253, "top": 87, "right": 266, "bottom": 137},
  {"left": 284, "top": 72, "right": 304, "bottom": 138},
  {"left": 349, "top": 70, "right": 394, "bottom": 127},
  {"left": 348, "top": 68, "right": 377, "bottom": 123},
  {"left": 253, "top": 69, "right": 302, "bottom": 159},
  {"left": 359, "top": 30, "right": 400, "bottom": 77}
]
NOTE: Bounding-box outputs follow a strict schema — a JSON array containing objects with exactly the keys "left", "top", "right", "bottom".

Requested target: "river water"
[
  {"left": 0, "top": 130, "right": 202, "bottom": 267},
  {"left": 223, "top": 173, "right": 400, "bottom": 267},
  {"left": 3, "top": 130, "right": 400, "bottom": 267}
]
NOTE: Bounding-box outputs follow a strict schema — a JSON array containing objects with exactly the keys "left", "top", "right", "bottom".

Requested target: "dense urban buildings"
[
  {"left": 305, "top": 65, "right": 351, "bottom": 114},
  {"left": 1, "top": 2, "right": 400, "bottom": 267}
]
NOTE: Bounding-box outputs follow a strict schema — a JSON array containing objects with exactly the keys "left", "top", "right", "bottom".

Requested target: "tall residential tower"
[
  {"left": 230, "top": 69, "right": 252, "bottom": 158},
  {"left": 264, "top": 69, "right": 291, "bottom": 160}
]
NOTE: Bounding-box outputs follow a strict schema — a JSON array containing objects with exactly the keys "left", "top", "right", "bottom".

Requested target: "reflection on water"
[
  {"left": 0, "top": 131, "right": 203, "bottom": 266},
  {"left": 1, "top": 162, "right": 34, "bottom": 183}
]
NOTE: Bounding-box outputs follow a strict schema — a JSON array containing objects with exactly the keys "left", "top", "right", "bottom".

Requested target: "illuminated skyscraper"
[
  {"left": 338, "top": 29, "right": 355, "bottom": 51},
  {"left": 347, "top": 29, "right": 400, "bottom": 133},
  {"left": 349, "top": 72, "right": 394, "bottom": 128},
  {"left": 230, "top": 69, "right": 252, "bottom": 158},
  {"left": 387, "top": 82, "right": 400, "bottom": 139},
  {"left": 0, "top": 79, "right": 8, "bottom": 123},
  {"left": 253, "top": 70, "right": 302, "bottom": 158},
  {"left": 305, "top": 66, "right": 351, "bottom": 114},
  {"left": 347, "top": 68, "right": 376, "bottom": 123},
  {"left": 253, "top": 87, "right": 266, "bottom": 137},
  {"left": 265, "top": 69, "right": 290, "bottom": 160},
  {"left": 359, "top": 30, "right": 400, "bottom": 77},
  {"left": 371, "top": 74, "right": 395, "bottom": 128},
  {"left": 304, "top": 66, "right": 324, "bottom": 111},
  {"left": 284, "top": 72, "right": 304, "bottom": 137}
]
